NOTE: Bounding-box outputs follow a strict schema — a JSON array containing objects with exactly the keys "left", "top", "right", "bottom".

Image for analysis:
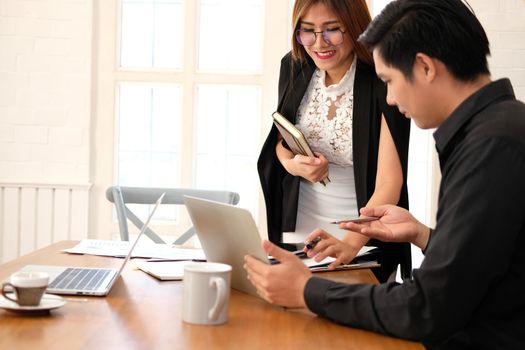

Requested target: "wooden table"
[{"left": 0, "top": 241, "right": 423, "bottom": 350}]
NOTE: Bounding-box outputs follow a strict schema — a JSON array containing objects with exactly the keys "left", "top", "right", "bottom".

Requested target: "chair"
[{"left": 105, "top": 186, "right": 240, "bottom": 244}]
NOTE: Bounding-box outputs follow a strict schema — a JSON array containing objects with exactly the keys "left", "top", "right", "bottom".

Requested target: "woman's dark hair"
[
  {"left": 291, "top": 0, "right": 373, "bottom": 65},
  {"left": 358, "top": 0, "right": 490, "bottom": 81}
]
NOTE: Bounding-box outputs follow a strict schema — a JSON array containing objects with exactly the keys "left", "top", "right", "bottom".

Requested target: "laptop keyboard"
[{"left": 49, "top": 268, "right": 111, "bottom": 291}]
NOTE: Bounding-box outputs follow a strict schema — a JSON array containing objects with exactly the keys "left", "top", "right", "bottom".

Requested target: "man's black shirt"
[{"left": 304, "top": 79, "right": 525, "bottom": 349}]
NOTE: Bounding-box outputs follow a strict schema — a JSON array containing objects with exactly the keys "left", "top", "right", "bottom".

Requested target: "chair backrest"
[{"left": 105, "top": 186, "right": 240, "bottom": 244}]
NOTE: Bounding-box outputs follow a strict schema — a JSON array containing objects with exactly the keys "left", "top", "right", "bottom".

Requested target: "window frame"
[{"left": 91, "top": 0, "right": 290, "bottom": 241}]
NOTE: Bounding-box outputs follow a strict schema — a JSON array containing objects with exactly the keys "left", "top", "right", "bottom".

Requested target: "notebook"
[
  {"left": 272, "top": 111, "right": 329, "bottom": 186},
  {"left": 19, "top": 193, "right": 165, "bottom": 296}
]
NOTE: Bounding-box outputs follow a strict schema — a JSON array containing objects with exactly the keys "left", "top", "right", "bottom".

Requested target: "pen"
[
  {"left": 293, "top": 250, "right": 307, "bottom": 259},
  {"left": 330, "top": 216, "right": 380, "bottom": 224},
  {"left": 305, "top": 236, "right": 322, "bottom": 250},
  {"left": 320, "top": 177, "right": 331, "bottom": 186}
]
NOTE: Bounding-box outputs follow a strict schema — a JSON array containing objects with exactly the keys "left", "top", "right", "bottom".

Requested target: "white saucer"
[{"left": 0, "top": 293, "right": 66, "bottom": 313}]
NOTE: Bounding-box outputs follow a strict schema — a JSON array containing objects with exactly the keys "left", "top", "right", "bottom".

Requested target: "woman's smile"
[{"left": 314, "top": 50, "right": 336, "bottom": 59}]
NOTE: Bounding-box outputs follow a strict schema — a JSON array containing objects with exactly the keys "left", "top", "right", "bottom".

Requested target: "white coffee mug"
[
  {"left": 182, "top": 262, "right": 232, "bottom": 325},
  {"left": 1, "top": 271, "right": 49, "bottom": 306}
]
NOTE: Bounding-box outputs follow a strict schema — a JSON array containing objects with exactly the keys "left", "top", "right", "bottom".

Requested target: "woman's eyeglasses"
[{"left": 295, "top": 28, "right": 346, "bottom": 46}]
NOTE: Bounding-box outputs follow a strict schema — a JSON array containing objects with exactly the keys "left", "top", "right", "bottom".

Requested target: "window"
[
  {"left": 120, "top": 0, "right": 184, "bottom": 69},
  {"left": 93, "top": 0, "right": 288, "bottom": 240},
  {"left": 117, "top": 84, "right": 182, "bottom": 187},
  {"left": 194, "top": 84, "right": 261, "bottom": 213},
  {"left": 198, "top": 0, "right": 264, "bottom": 72},
  {"left": 115, "top": 0, "right": 265, "bottom": 230}
]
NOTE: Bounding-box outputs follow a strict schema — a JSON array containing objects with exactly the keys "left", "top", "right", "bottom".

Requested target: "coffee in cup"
[
  {"left": 182, "top": 262, "right": 232, "bottom": 325},
  {"left": 1, "top": 271, "right": 49, "bottom": 306}
]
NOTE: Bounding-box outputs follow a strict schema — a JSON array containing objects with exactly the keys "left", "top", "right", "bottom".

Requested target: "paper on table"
[
  {"left": 303, "top": 256, "right": 336, "bottom": 268},
  {"left": 309, "top": 260, "right": 380, "bottom": 272},
  {"left": 63, "top": 239, "right": 205, "bottom": 261},
  {"left": 133, "top": 260, "right": 199, "bottom": 281},
  {"left": 304, "top": 245, "right": 379, "bottom": 271}
]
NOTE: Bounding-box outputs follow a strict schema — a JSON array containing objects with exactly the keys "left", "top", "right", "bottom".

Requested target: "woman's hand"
[
  {"left": 303, "top": 229, "right": 361, "bottom": 270},
  {"left": 282, "top": 152, "right": 329, "bottom": 183},
  {"left": 276, "top": 138, "right": 329, "bottom": 183}
]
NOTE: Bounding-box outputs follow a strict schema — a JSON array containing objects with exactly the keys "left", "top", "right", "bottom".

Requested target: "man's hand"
[
  {"left": 340, "top": 205, "right": 430, "bottom": 250},
  {"left": 244, "top": 240, "right": 311, "bottom": 308}
]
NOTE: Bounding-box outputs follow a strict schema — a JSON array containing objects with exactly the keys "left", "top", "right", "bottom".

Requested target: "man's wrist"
[
  {"left": 303, "top": 277, "right": 332, "bottom": 315},
  {"left": 298, "top": 275, "right": 311, "bottom": 308}
]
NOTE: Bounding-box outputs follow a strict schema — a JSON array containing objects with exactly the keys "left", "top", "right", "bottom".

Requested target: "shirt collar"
[
  {"left": 318, "top": 55, "right": 357, "bottom": 101},
  {"left": 433, "top": 78, "right": 515, "bottom": 155}
]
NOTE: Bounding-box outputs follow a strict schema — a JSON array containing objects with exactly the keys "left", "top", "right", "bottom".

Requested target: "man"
[{"left": 244, "top": 0, "right": 525, "bottom": 348}]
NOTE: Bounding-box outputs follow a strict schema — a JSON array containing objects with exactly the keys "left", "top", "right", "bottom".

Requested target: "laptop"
[
  {"left": 184, "top": 196, "right": 380, "bottom": 297},
  {"left": 183, "top": 195, "right": 270, "bottom": 296},
  {"left": 19, "top": 193, "right": 165, "bottom": 296}
]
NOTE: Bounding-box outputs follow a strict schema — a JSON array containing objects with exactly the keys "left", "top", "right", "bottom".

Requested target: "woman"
[{"left": 257, "top": 0, "right": 411, "bottom": 282}]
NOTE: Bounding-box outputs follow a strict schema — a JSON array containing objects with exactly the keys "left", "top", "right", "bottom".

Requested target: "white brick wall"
[
  {"left": 0, "top": 0, "right": 92, "bottom": 183},
  {"left": 477, "top": 0, "right": 525, "bottom": 100}
]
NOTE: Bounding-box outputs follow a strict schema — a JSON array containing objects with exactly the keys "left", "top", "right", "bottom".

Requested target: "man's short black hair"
[{"left": 358, "top": 0, "right": 490, "bottom": 81}]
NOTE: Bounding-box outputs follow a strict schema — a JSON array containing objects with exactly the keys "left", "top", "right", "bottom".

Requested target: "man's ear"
[{"left": 414, "top": 53, "right": 437, "bottom": 82}]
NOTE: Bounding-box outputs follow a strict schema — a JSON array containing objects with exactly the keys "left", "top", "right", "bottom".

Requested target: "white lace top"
[
  {"left": 296, "top": 56, "right": 357, "bottom": 166},
  {"left": 283, "top": 58, "right": 359, "bottom": 243}
]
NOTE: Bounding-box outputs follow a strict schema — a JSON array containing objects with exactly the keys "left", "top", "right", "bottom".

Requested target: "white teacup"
[
  {"left": 1, "top": 271, "right": 49, "bottom": 306},
  {"left": 182, "top": 262, "right": 232, "bottom": 325}
]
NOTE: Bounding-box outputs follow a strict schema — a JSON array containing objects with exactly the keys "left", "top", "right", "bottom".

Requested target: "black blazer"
[{"left": 257, "top": 53, "right": 412, "bottom": 279}]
